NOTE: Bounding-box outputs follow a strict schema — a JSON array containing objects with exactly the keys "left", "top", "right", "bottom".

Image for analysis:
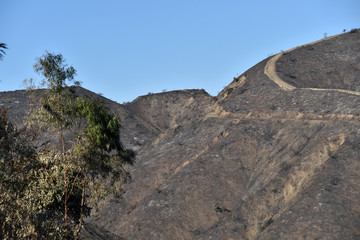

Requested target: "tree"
[
  {"left": 0, "top": 108, "right": 65, "bottom": 239},
  {"left": 29, "top": 52, "right": 80, "bottom": 238},
  {"left": 0, "top": 107, "right": 39, "bottom": 238},
  {"left": 26, "top": 52, "right": 134, "bottom": 239},
  {"left": 0, "top": 43, "right": 7, "bottom": 60}
]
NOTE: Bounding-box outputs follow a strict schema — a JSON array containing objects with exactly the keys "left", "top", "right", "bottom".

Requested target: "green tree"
[
  {"left": 29, "top": 52, "right": 80, "bottom": 238},
  {"left": 0, "top": 107, "right": 39, "bottom": 238},
  {"left": 0, "top": 108, "right": 65, "bottom": 239},
  {"left": 26, "top": 52, "right": 134, "bottom": 239},
  {"left": 0, "top": 43, "right": 7, "bottom": 60}
]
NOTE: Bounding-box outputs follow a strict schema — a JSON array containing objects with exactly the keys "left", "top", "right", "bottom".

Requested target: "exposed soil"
[{"left": 1, "top": 30, "right": 360, "bottom": 240}]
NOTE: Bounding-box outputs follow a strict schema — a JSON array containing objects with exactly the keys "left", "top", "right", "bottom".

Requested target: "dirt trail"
[
  {"left": 203, "top": 100, "right": 360, "bottom": 122},
  {"left": 264, "top": 53, "right": 295, "bottom": 91},
  {"left": 264, "top": 33, "right": 360, "bottom": 96}
]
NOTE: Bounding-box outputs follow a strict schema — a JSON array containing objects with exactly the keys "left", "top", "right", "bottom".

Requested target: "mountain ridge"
[{"left": 1, "top": 30, "right": 360, "bottom": 239}]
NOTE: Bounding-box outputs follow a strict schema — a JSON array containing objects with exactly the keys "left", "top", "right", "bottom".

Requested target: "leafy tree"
[
  {"left": 0, "top": 107, "right": 39, "bottom": 238},
  {"left": 25, "top": 52, "right": 134, "bottom": 239},
  {"left": 0, "top": 108, "right": 65, "bottom": 239},
  {"left": 28, "top": 52, "right": 80, "bottom": 238},
  {"left": 0, "top": 43, "right": 6, "bottom": 60}
]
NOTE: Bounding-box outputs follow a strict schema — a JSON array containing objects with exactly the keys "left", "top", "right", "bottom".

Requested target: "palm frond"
[{"left": 0, "top": 43, "right": 8, "bottom": 60}]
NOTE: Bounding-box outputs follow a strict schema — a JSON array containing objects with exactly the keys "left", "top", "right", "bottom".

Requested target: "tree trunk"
[
  {"left": 76, "top": 168, "right": 88, "bottom": 239},
  {"left": 60, "top": 129, "right": 68, "bottom": 239}
]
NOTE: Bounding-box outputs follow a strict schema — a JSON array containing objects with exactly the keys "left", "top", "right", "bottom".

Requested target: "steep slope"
[
  {"left": 1, "top": 30, "right": 360, "bottom": 239},
  {"left": 89, "top": 30, "right": 360, "bottom": 239}
]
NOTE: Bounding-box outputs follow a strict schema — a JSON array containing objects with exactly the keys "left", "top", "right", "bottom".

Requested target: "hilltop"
[{"left": 1, "top": 29, "right": 360, "bottom": 239}]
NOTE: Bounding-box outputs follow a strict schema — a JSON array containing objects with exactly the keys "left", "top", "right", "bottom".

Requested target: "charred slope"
[
  {"left": 89, "top": 30, "right": 360, "bottom": 240},
  {"left": 1, "top": 30, "right": 360, "bottom": 239}
]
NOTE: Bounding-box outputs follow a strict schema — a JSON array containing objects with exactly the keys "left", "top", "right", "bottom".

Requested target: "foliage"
[
  {"left": 0, "top": 43, "right": 7, "bottom": 60},
  {"left": 0, "top": 108, "right": 66, "bottom": 239},
  {"left": 0, "top": 107, "right": 38, "bottom": 238},
  {"left": 22, "top": 52, "right": 134, "bottom": 239},
  {"left": 33, "top": 51, "right": 80, "bottom": 90},
  {"left": 1, "top": 51, "right": 133, "bottom": 239}
]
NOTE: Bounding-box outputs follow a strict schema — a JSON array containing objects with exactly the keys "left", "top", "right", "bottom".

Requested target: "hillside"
[{"left": 1, "top": 29, "right": 360, "bottom": 239}]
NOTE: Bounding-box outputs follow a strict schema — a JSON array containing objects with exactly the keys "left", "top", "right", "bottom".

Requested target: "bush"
[{"left": 0, "top": 107, "right": 65, "bottom": 239}]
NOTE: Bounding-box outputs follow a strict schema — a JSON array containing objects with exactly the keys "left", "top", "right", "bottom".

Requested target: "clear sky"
[{"left": 0, "top": 0, "right": 359, "bottom": 103}]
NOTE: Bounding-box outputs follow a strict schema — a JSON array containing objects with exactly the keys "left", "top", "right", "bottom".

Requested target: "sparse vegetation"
[{"left": 1, "top": 51, "right": 135, "bottom": 239}]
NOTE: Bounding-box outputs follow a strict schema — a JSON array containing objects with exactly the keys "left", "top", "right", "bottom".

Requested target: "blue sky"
[{"left": 0, "top": 0, "right": 359, "bottom": 103}]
